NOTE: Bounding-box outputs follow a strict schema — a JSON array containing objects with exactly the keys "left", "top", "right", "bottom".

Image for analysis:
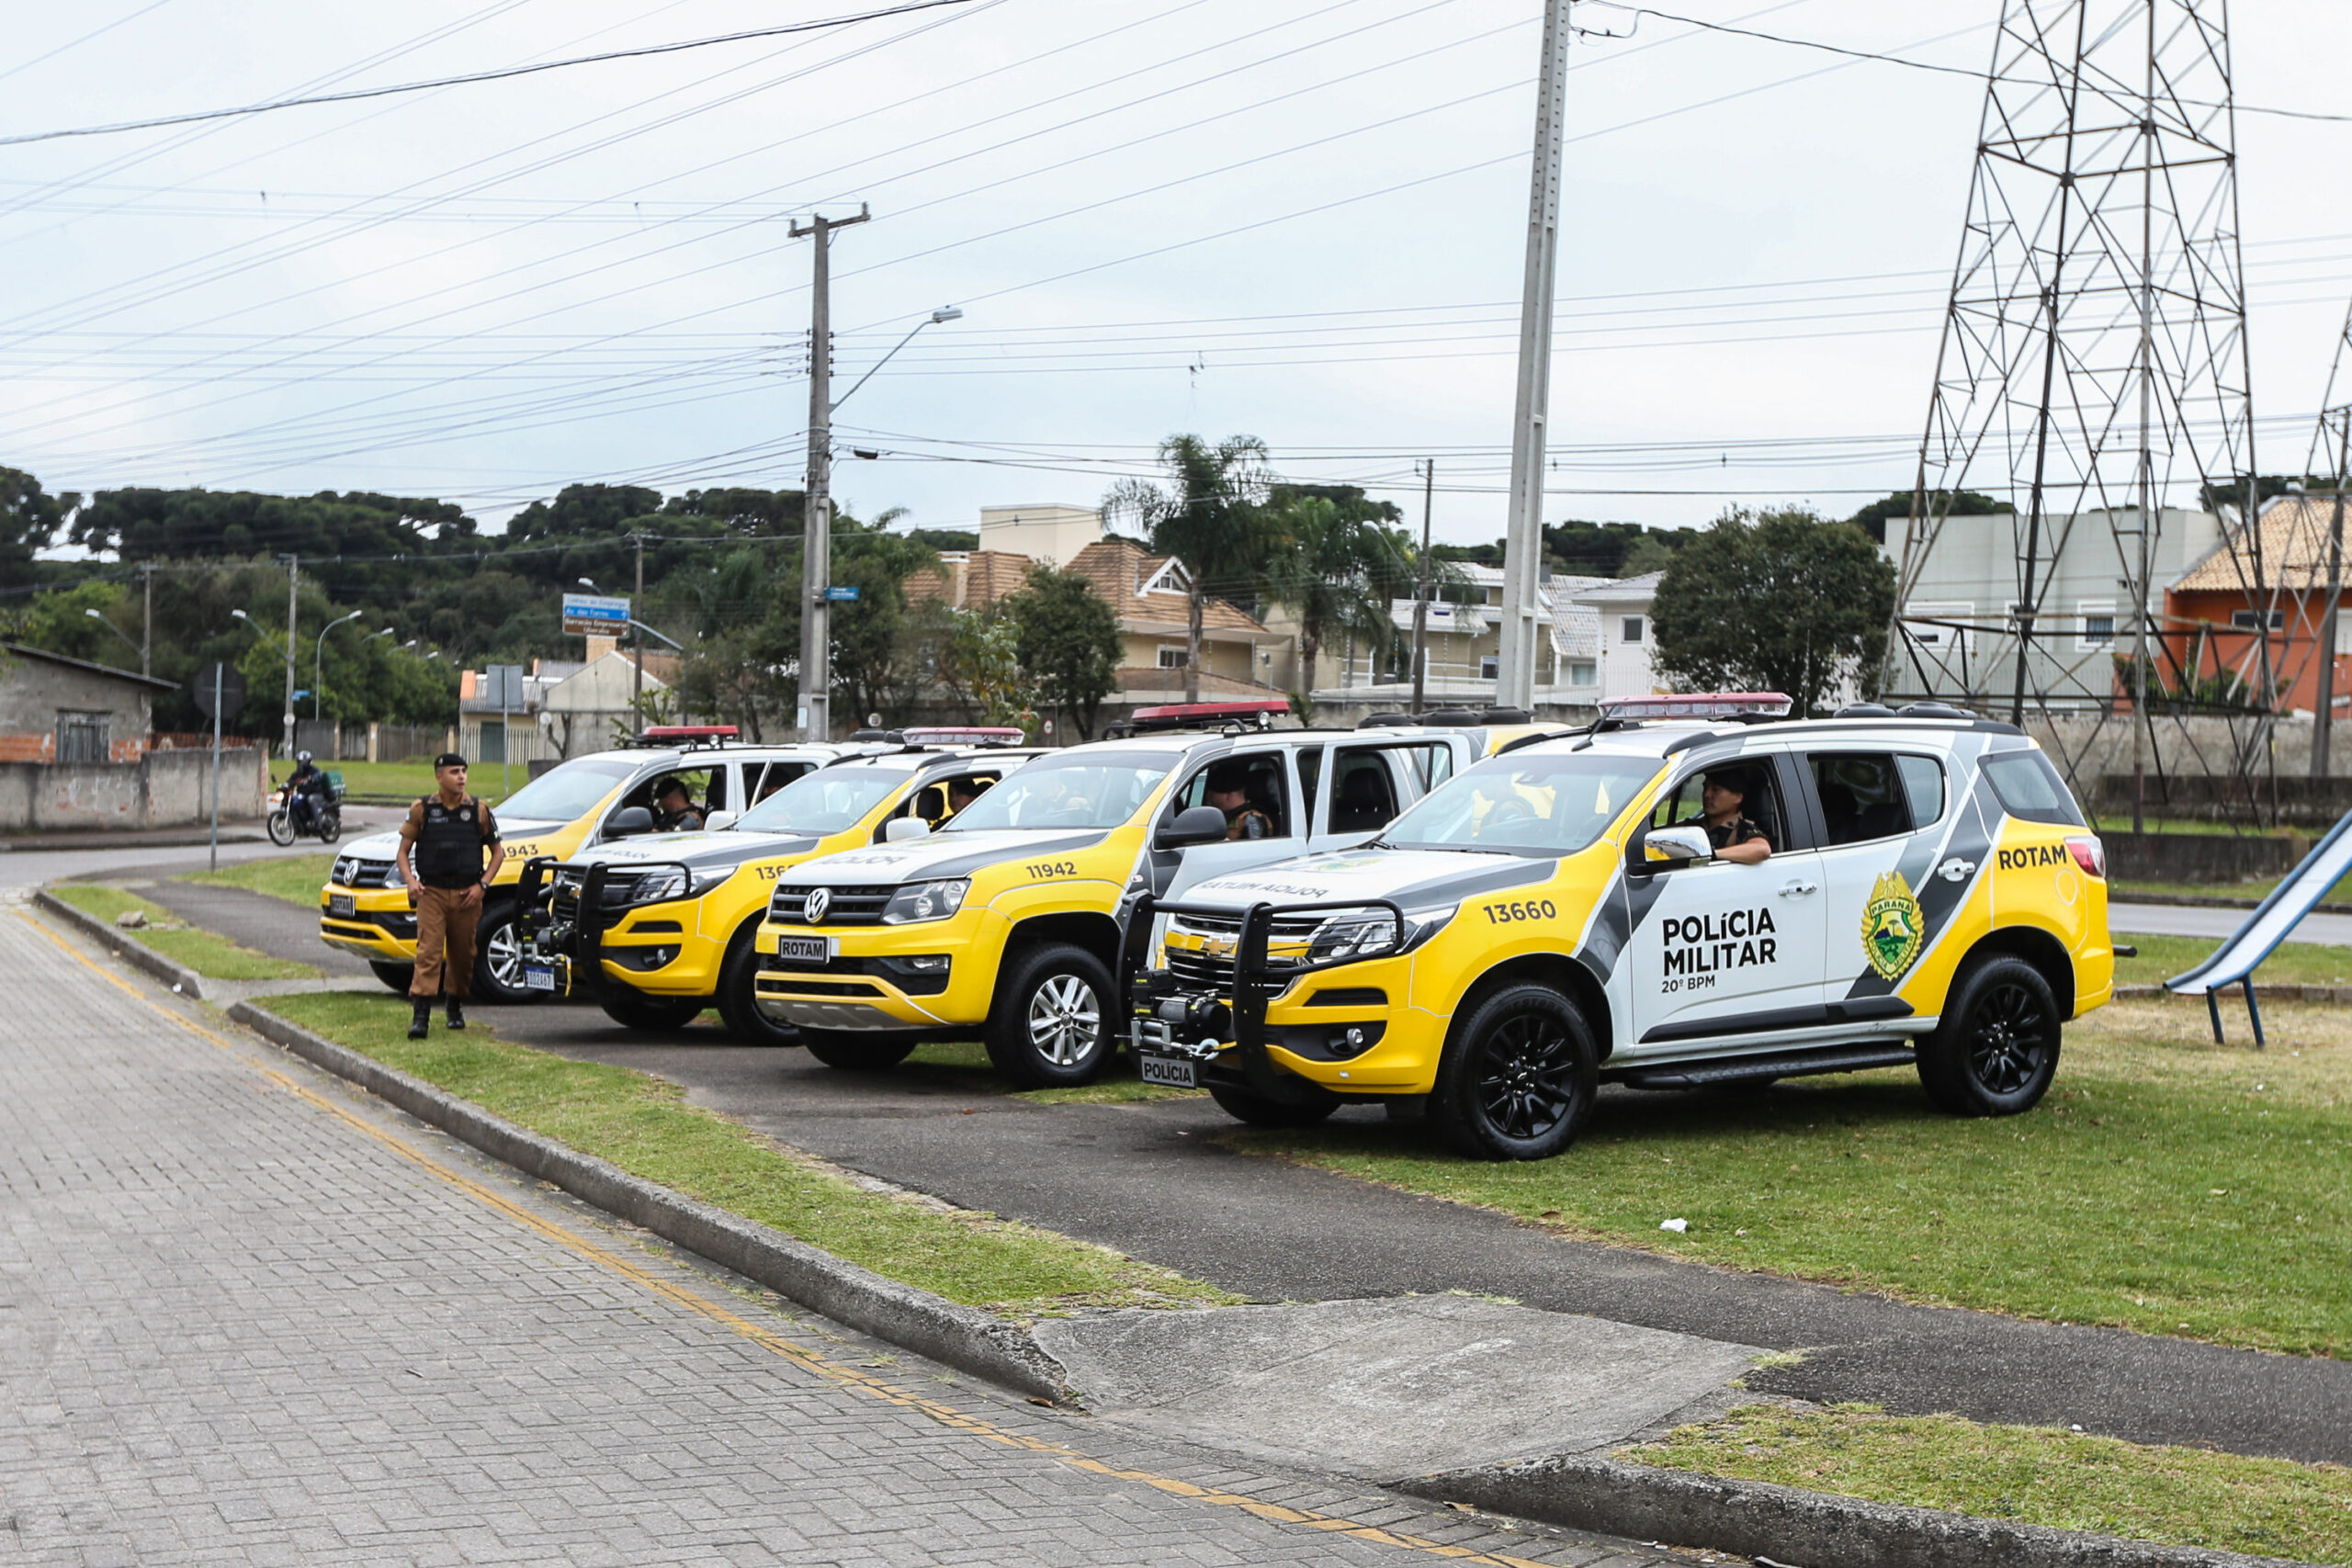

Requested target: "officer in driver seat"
[
  {"left": 1204, "top": 761, "right": 1274, "bottom": 841},
  {"left": 1679, "top": 766, "right": 1773, "bottom": 864}
]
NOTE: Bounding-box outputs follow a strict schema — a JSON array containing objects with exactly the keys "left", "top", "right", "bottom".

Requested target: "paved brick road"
[{"left": 0, "top": 906, "right": 1689, "bottom": 1568}]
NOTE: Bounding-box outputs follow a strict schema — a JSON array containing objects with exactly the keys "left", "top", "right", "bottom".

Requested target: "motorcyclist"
[{"left": 286, "top": 751, "right": 328, "bottom": 833}]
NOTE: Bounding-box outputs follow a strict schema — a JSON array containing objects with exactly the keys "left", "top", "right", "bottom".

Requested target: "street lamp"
[
  {"left": 626, "top": 618, "right": 683, "bottom": 652},
  {"left": 83, "top": 608, "right": 142, "bottom": 667},
  {"left": 231, "top": 608, "right": 288, "bottom": 659},
  {"left": 313, "top": 609, "right": 365, "bottom": 725},
  {"left": 833, "top": 306, "right": 963, "bottom": 412},
  {"left": 364, "top": 626, "right": 396, "bottom": 645}
]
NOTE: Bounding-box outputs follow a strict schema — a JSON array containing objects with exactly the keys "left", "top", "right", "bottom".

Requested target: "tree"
[
  {"left": 1003, "top": 564, "right": 1121, "bottom": 739},
  {"left": 1844, "top": 489, "right": 2011, "bottom": 547},
  {"left": 1650, "top": 507, "right": 1896, "bottom": 716},
  {"left": 0, "top": 468, "right": 75, "bottom": 591},
  {"left": 1103, "top": 434, "right": 1272, "bottom": 703},
  {"left": 1261, "top": 494, "right": 1413, "bottom": 694},
  {"left": 929, "top": 605, "right": 1035, "bottom": 732}
]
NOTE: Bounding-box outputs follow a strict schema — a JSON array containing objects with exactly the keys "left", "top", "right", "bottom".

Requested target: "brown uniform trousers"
[{"left": 410, "top": 886, "right": 481, "bottom": 999}]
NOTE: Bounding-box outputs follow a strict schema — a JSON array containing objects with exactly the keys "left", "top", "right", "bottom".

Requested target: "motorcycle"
[{"left": 267, "top": 776, "right": 344, "bottom": 846}]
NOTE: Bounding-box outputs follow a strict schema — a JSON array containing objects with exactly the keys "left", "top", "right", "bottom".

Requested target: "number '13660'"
[{"left": 1483, "top": 899, "right": 1556, "bottom": 924}]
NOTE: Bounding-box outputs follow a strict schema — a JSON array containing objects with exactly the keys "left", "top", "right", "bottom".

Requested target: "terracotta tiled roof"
[
  {"left": 1068, "top": 537, "right": 1267, "bottom": 636},
  {"left": 904, "top": 550, "right": 1039, "bottom": 611},
  {"left": 2174, "top": 497, "right": 2352, "bottom": 593}
]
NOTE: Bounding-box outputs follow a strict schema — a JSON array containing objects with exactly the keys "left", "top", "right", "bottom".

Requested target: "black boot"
[
  {"left": 446, "top": 997, "right": 467, "bottom": 1031},
  {"left": 408, "top": 999, "right": 431, "bottom": 1040}
]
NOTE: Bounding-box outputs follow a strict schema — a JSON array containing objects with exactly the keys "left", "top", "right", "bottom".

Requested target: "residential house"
[
  {"left": 460, "top": 650, "right": 679, "bottom": 763},
  {"left": 0, "top": 643, "right": 178, "bottom": 762},
  {"left": 1300, "top": 567, "right": 1634, "bottom": 718},
  {"left": 2164, "top": 493, "right": 2352, "bottom": 716}
]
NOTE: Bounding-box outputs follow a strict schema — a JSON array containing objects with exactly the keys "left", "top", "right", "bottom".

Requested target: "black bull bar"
[
  {"left": 514, "top": 854, "right": 697, "bottom": 998},
  {"left": 1119, "top": 894, "right": 1405, "bottom": 1095}
]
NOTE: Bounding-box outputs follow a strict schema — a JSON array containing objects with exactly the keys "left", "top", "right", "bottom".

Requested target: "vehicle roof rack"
[
  {"left": 1356, "top": 712, "right": 1411, "bottom": 729},
  {"left": 1895, "top": 701, "right": 1977, "bottom": 720},
  {"left": 1599, "top": 693, "right": 1793, "bottom": 722}
]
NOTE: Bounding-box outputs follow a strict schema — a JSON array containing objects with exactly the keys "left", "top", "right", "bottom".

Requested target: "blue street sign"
[
  {"left": 825, "top": 585, "right": 861, "bottom": 602},
  {"left": 561, "top": 592, "right": 631, "bottom": 637}
]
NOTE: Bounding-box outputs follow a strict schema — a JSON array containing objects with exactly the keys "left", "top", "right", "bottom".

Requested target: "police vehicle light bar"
[
  {"left": 1599, "top": 693, "right": 1792, "bottom": 720},
  {"left": 639, "top": 725, "right": 740, "bottom": 742},
  {"left": 1125, "top": 699, "right": 1288, "bottom": 731},
  {"left": 899, "top": 727, "right": 1027, "bottom": 747}
]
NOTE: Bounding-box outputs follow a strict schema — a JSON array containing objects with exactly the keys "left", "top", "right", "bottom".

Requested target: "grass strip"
[
  {"left": 255, "top": 990, "right": 1234, "bottom": 1315},
  {"left": 51, "top": 885, "right": 320, "bottom": 981},
  {"left": 180, "top": 852, "right": 337, "bottom": 908},
  {"left": 276, "top": 759, "right": 512, "bottom": 806},
  {"left": 1232, "top": 999, "right": 2352, "bottom": 1356},
  {"left": 1624, "top": 1403, "right": 2352, "bottom": 1564},
  {"left": 2113, "top": 935, "right": 2352, "bottom": 988},
  {"left": 2115, "top": 872, "right": 2352, "bottom": 907}
]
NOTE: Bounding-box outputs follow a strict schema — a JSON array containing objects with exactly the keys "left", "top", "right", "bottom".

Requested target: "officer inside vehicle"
[
  {"left": 946, "top": 776, "right": 992, "bottom": 818},
  {"left": 1679, "top": 766, "right": 1772, "bottom": 864},
  {"left": 286, "top": 750, "right": 328, "bottom": 832},
  {"left": 396, "top": 753, "right": 505, "bottom": 1040},
  {"left": 651, "top": 775, "right": 704, "bottom": 832},
  {"left": 1204, "top": 761, "right": 1274, "bottom": 841}
]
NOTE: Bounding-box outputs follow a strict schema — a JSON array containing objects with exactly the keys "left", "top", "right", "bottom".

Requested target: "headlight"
[
  {"left": 1303, "top": 904, "right": 1455, "bottom": 965},
  {"left": 881, "top": 879, "right": 968, "bottom": 924},
  {"left": 632, "top": 865, "right": 729, "bottom": 903}
]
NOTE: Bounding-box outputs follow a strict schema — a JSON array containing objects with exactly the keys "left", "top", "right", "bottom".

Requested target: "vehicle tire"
[
  {"left": 984, "top": 942, "right": 1115, "bottom": 1089},
  {"left": 266, "top": 807, "right": 296, "bottom": 847},
  {"left": 318, "top": 807, "right": 343, "bottom": 845},
  {"left": 469, "top": 903, "right": 540, "bottom": 1004},
  {"left": 598, "top": 992, "right": 705, "bottom": 1031},
  {"left": 1428, "top": 983, "right": 1599, "bottom": 1160},
  {"left": 717, "top": 928, "right": 799, "bottom": 1046},
  {"left": 1917, "top": 953, "right": 2061, "bottom": 1116},
  {"left": 368, "top": 961, "right": 415, "bottom": 994},
  {"left": 1207, "top": 1082, "right": 1339, "bottom": 1128},
  {"left": 801, "top": 1030, "right": 919, "bottom": 1071}
]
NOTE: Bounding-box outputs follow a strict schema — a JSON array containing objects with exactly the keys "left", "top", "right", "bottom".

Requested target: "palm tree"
[
  {"left": 1262, "top": 495, "right": 1404, "bottom": 693},
  {"left": 1104, "top": 434, "right": 1271, "bottom": 704}
]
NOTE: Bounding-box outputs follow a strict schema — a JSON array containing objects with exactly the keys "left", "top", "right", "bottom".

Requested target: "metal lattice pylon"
[{"left": 1889, "top": 0, "right": 2275, "bottom": 822}]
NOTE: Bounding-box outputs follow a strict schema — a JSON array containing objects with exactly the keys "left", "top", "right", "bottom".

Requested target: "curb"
[
  {"left": 1403, "top": 1453, "right": 2312, "bottom": 1568},
  {"left": 2115, "top": 892, "right": 2352, "bottom": 916},
  {"left": 35, "top": 888, "right": 209, "bottom": 1000},
  {"left": 2115, "top": 983, "right": 2352, "bottom": 1003},
  {"left": 221, "top": 1000, "right": 1070, "bottom": 1404}
]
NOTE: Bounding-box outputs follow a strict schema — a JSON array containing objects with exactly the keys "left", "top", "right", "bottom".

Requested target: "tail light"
[{"left": 2065, "top": 836, "right": 2106, "bottom": 879}]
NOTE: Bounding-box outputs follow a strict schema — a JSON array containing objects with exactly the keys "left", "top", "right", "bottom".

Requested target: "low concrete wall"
[
  {"left": 2098, "top": 772, "right": 2352, "bottom": 830},
  {"left": 2104, "top": 830, "right": 2311, "bottom": 886},
  {"left": 0, "top": 747, "right": 266, "bottom": 833}
]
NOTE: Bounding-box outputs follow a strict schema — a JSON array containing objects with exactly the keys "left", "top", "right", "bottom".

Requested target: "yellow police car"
[
  {"left": 1132, "top": 695, "right": 2116, "bottom": 1158},
  {"left": 753, "top": 710, "right": 1544, "bottom": 1085},
  {"left": 526, "top": 736, "right": 1035, "bottom": 1039},
  {"left": 318, "top": 728, "right": 835, "bottom": 1000}
]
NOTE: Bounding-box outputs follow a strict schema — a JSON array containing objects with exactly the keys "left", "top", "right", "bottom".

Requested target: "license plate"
[
  {"left": 1137, "top": 1054, "right": 1198, "bottom": 1089},
  {"left": 328, "top": 894, "right": 355, "bottom": 919},
  {"left": 775, "top": 934, "right": 833, "bottom": 964},
  {"left": 522, "top": 964, "right": 557, "bottom": 992}
]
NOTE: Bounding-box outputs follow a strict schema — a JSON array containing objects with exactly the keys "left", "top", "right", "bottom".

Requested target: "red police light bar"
[
  {"left": 1126, "top": 699, "right": 1290, "bottom": 728},
  {"left": 1599, "top": 693, "right": 1792, "bottom": 720},
  {"left": 899, "top": 727, "right": 1027, "bottom": 747},
  {"left": 639, "top": 725, "right": 740, "bottom": 742}
]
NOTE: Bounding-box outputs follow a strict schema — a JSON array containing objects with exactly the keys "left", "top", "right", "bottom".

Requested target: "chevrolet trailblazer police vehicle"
[
  {"left": 753, "top": 704, "right": 1565, "bottom": 1086},
  {"left": 1131, "top": 694, "right": 2116, "bottom": 1160},
  {"left": 319, "top": 728, "right": 839, "bottom": 1001},
  {"left": 522, "top": 731, "right": 1035, "bottom": 1040}
]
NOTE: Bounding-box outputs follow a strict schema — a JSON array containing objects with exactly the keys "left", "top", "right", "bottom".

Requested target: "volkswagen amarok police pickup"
[{"left": 1132, "top": 705, "right": 2116, "bottom": 1159}]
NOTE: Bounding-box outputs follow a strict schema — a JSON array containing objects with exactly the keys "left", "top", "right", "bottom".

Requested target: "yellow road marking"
[{"left": 23, "top": 911, "right": 1566, "bottom": 1567}]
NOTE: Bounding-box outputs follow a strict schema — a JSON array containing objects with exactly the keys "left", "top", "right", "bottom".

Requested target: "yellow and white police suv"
[
  {"left": 752, "top": 705, "right": 1548, "bottom": 1086},
  {"left": 1133, "top": 694, "right": 2117, "bottom": 1159}
]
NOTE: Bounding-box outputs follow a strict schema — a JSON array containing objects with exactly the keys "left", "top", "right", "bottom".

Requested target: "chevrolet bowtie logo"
[{"left": 805, "top": 887, "right": 831, "bottom": 924}]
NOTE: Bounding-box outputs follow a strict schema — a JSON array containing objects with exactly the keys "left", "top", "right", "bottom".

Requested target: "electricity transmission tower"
[{"left": 1887, "top": 0, "right": 2272, "bottom": 822}]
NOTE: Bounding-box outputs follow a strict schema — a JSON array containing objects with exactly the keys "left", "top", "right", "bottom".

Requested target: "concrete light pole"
[{"left": 790, "top": 205, "right": 870, "bottom": 743}]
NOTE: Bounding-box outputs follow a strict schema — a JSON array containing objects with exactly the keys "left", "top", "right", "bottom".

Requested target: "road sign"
[
  {"left": 191, "top": 664, "right": 245, "bottom": 720},
  {"left": 824, "top": 584, "right": 861, "bottom": 602},
  {"left": 561, "top": 592, "right": 630, "bottom": 637},
  {"left": 480, "top": 664, "right": 527, "bottom": 711}
]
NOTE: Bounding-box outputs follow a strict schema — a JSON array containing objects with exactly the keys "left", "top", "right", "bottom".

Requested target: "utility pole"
[
  {"left": 1411, "top": 459, "right": 1434, "bottom": 715},
  {"left": 280, "top": 555, "right": 299, "bottom": 759},
  {"left": 2129, "top": 4, "right": 2155, "bottom": 831},
  {"left": 140, "top": 565, "right": 153, "bottom": 679},
  {"left": 2314, "top": 410, "right": 2351, "bottom": 780},
  {"left": 1494, "top": 0, "right": 1574, "bottom": 714},
  {"left": 632, "top": 532, "right": 646, "bottom": 725},
  {"left": 790, "top": 204, "right": 871, "bottom": 743}
]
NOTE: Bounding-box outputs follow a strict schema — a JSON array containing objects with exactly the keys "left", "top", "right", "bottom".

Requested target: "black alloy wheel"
[
  {"left": 1918, "top": 953, "right": 2061, "bottom": 1116},
  {"left": 469, "top": 903, "right": 541, "bottom": 1004},
  {"left": 1430, "top": 983, "right": 1598, "bottom": 1160},
  {"left": 716, "top": 928, "right": 800, "bottom": 1046}
]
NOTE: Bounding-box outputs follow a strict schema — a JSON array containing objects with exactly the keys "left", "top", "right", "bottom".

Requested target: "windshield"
[
  {"left": 734, "top": 765, "right": 910, "bottom": 835},
  {"left": 1379, "top": 751, "right": 1664, "bottom": 858},
  {"left": 492, "top": 757, "right": 637, "bottom": 822},
  {"left": 944, "top": 754, "right": 1174, "bottom": 831}
]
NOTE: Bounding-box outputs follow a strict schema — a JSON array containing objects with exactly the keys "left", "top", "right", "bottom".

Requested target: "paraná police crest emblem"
[{"left": 1860, "top": 870, "right": 1924, "bottom": 981}]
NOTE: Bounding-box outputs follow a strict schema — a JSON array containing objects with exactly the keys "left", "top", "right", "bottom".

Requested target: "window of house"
[
  {"left": 2231, "top": 609, "right": 2286, "bottom": 632},
  {"left": 1568, "top": 660, "right": 1597, "bottom": 685},
  {"left": 1905, "top": 602, "right": 1974, "bottom": 652},
  {"left": 2076, "top": 601, "right": 2117, "bottom": 649},
  {"left": 1621, "top": 616, "right": 1645, "bottom": 644},
  {"left": 56, "top": 713, "right": 108, "bottom": 764},
  {"left": 1478, "top": 656, "right": 1499, "bottom": 679},
  {"left": 1157, "top": 645, "right": 1188, "bottom": 669}
]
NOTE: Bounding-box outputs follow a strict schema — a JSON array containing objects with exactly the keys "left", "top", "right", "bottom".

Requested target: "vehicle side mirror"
[
  {"left": 883, "top": 817, "right": 932, "bottom": 843},
  {"left": 606, "top": 806, "right": 655, "bottom": 840},
  {"left": 705, "top": 809, "right": 737, "bottom": 831},
  {"left": 1641, "top": 824, "right": 1713, "bottom": 865},
  {"left": 1157, "top": 804, "right": 1230, "bottom": 850}
]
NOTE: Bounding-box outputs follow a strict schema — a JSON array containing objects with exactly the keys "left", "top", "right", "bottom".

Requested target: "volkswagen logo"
[{"left": 805, "top": 886, "right": 831, "bottom": 924}]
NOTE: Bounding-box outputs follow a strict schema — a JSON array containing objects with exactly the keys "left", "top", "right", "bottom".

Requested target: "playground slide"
[{"left": 2162, "top": 806, "right": 2352, "bottom": 1044}]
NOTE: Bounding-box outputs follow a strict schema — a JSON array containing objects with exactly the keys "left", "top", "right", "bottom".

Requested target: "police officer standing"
[{"left": 397, "top": 753, "right": 505, "bottom": 1039}]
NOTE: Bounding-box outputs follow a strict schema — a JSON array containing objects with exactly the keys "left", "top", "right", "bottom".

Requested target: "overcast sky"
[{"left": 2, "top": 0, "right": 2346, "bottom": 549}]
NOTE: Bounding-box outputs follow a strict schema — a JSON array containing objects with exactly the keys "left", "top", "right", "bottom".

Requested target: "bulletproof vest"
[{"left": 413, "top": 796, "right": 488, "bottom": 885}]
